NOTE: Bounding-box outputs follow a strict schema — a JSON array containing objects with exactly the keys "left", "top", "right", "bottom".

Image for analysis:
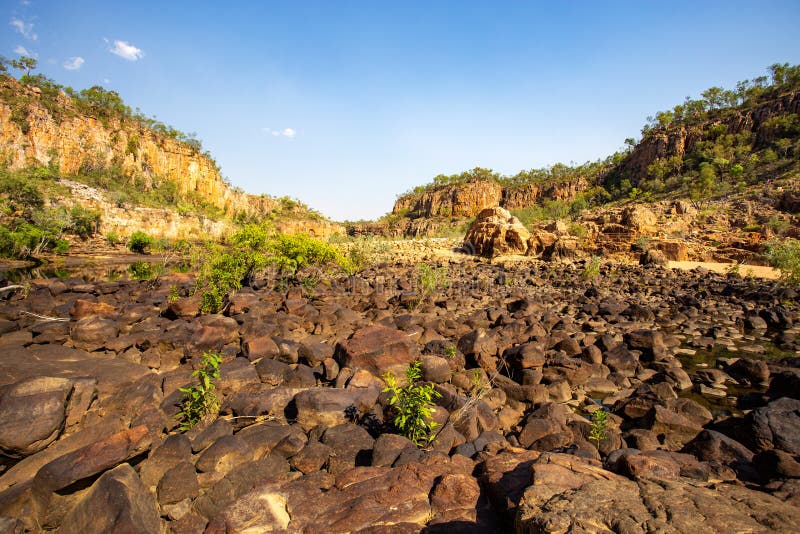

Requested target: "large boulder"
[
  {"left": 621, "top": 205, "right": 658, "bottom": 236},
  {"left": 0, "top": 377, "right": 72, "bottom": 457},
  {"left": 56, "top": 464, "right": 160, "bottom": 534},
  {"left": 463, "top": 207, "right": 530, "bottom": 258}
]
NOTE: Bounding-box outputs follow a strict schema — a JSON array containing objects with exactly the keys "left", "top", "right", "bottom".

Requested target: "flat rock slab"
[
  {"left": 0, "top": 346, "right": 149, "bottom": 399},
  {"left": 515, "top": 453, "right": 800, "bottom": 533}
]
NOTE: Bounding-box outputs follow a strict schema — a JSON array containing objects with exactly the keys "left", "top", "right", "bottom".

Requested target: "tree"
[
  {"left": 701, "top": 87, "right": 725, "bottom": 110},
  {"left": 0, "top": 55, "right": 9, "bottom": 74},
  {"left": 689, "top": 162, "right": 717, "bottom": 207},
  {"left": 11, "top": 55, "right": 37, "bottom": 76}
]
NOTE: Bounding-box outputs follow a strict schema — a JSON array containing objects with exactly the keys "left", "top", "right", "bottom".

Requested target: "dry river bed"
[{"left": 0, "top": 253, "right": 799, "bottom": 532}]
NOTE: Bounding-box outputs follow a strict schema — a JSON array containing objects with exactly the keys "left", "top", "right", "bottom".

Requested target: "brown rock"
[
  {"left": 0, "top": 377, "right": 72, "bottom": 457},
  {"left": 463, "top": 207, "right": 530, "bottom": 258},
  {"left": 337, "top": 325, "right": 419, "bottom": 377},
  {"left": 68, "top": 299, "right": 117, "bottom": 320},
  {"left": 56, "top": 464, "right": 159, "bottom": 534},
  {"left": 33, "top": 425, "right": 152, "bottom": 494},
  {"left": 515, "top": 452, "right": 800, "bottom": 533}
]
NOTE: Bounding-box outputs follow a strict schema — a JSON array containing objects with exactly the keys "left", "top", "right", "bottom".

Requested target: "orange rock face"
[{"left": 0, "top": 77, "right": 268, "bottom": 219}]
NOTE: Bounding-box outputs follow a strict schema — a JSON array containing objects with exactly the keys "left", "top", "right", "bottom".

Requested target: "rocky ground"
[{"left": 1, "top": 255, "right": 800, "bottom": 533}]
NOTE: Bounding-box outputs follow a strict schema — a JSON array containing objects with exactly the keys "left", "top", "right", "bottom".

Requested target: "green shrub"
[
  {"left": 177, "top": 351, "right": 222, "bottom": 431},
  {"left": 197, "top": 249, "right": 250, "bottom": 313},
  {"left": 53, "top": 239, "right": 69, "bottom": 254},
  {"left": 0, "top": 222, "right": 58, "bottom": 258},
  {"left": 589, "top": 409, "right": 609, "bottom": 450},
  {"left": 266, "top": 233, "right": 344, "bottom": 277},
  {"left": 568, "top": 223, "right": 588, "bottom": 239},
  {"left": 342, "top": 238, "right": 392, "bottom": 274},
  {"left": 129, "top": 260, "right": 156, "bottom": 280},
  {"left": 767, "top": 215, "right": 790, "bottom": 236},
  {"left": 106, "top": 231, "right": 120, "bottom": 245},
  {"left": 128, "top": 231, "right": 153, "bottom": 253},
  {"left": 417, "top": 262, "right": 449, "bottom": 295},
  {"left": 68, "top": 206, "right": 101, "bottom": 238},
  {"left": 0, "top": 174, "right": 44, "bottom": 213},
  {"left": 582, "top": 256, "right": 601, "bottom": 280},
  {"left": 382, "top": 361, "right": 442, "bottom": 447},
  {"left": 766, "top": 238, "right": 800, "bottom": 286}
]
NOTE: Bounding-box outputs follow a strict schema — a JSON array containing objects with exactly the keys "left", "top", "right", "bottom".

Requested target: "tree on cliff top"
[{"left": 11, "top": 56, "right": 37, "bottom": 76}]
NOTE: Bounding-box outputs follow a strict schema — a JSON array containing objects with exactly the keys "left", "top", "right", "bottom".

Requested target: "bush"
[
  {"left": 106, "top": 231, "right": 120, "bottom": 245},
  {"left": 68, "top": 206, "right": 100, "bottom": 238},
  {"left": 340, "top": 238, "right": 391, "bottom": 274},
  {"left": 193, "top": 229, "right": 347, "bottom": 313},
  {"left": 382, "top": 362, "right": 442, "bottom": 447},
  {"left": 266, "top": 233, "right": 345, "bottom": 277},
  {"left": 0, "top": 222, "right": 58, "bottom": 258},
  {"left": 197, "top": 248, "right": 251, "bottom": 313},
  {"left": 766, "top": 238, "right": 800, "bottom": 286},
  {"left": 128, "top": 231, "right": 153, "bottom": 253},
  {"left": 0, "top": 174, "right": 44, "bottom": 213},
  {"left": 129, "top": 260, "right": 156, "bottom": 280},
  {"left": 54, "top": 239, "right": 69, "bottom": 254},
  {"left": 582, "top": 256, "right": 601, "bottom": 280},
  {"left": 417, "top": 262, "right": 449, "bottom": 295},
  {"left": 177, "top": 351, "right": 221, "bottom": 431}
]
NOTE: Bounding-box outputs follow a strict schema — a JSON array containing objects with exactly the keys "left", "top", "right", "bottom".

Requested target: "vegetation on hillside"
[
  {"left": 605, "top": 63, "right": 800, "bottom": 201},
  {"left": 0, "top": 58, "right": 332, "bottom": 257},
  {"left": 396, "top": 63, "right": 800, "bottom": 218},
  {"left": 0, "top": 55, "right": 206, "bottom": 152},
  {"left": 0, "top": 167, "right": 101, "bottom": 258}
]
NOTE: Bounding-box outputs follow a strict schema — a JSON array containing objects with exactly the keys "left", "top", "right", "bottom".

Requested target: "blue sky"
[{"left": 3, "top": 1, "right": 800, "bottom": 220}]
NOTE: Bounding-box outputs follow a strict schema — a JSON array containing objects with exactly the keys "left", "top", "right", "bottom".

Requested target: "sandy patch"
[{"left": 668, "top": 261, "right": 781, "bottom": 280}]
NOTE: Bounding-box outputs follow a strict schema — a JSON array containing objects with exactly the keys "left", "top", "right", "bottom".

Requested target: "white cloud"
[
  {"left": 263, "top": 127, "right": 297, "bottom": 138},
  {"left": 63, "top": 56, "right": 84, "bottom": 70},
  {"left": 103, "top": 78, "right": 111, "bottom": 84},
  {"left": 109, "top": 40, "right": 144, "bottom": 61},
  {"left": 10, "top": 18, "right": 37, "bottom": 41},
  {"left": 13, "top": 44, "right": 34, "bottom": 56}
]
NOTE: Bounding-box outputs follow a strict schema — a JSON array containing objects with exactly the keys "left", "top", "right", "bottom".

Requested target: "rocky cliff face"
[
  {"left": 0, "top": 76, "right": 273, "bottom": 219},
  {"left": 393, "top": 180, "right": 503, "bottom": 218},
  {"left": 502, "top": 178, "right": 589, "bottom": 210},
  {"left": 392, "top": 177, "right": 590, "bottom": 220},
  {"left": 617, "top": 90, "right": 800, "bottom": 184}
]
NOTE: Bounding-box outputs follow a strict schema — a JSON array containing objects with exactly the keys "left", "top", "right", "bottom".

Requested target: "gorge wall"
[
  {"left": 616, "top": 89, "right": 800, "bottom": 184},
  {"left": 392, "top": 177, "right": 589, "bottom": 219},
  {"left": 0, "top": 76, "right": 274, "bottom": 219}
]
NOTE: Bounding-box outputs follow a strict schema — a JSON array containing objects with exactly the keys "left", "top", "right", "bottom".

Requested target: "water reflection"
[{"left": 0, "top": 257, "right": 190, "bottom": 283}]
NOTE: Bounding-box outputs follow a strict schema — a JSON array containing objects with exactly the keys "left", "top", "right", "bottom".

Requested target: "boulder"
[
  {"left": 56, "top": 464, "right": 160, "bottom": 534},
  {"left": 336, "top": 325, "right": 419, "bottom": 378},
  {"left": 621, "top": 205, "right": 657, "bottom": 235},
  {"left": 0, "top": 377, "right": 72, "bottom": 457},
  {"left": 463, "top": 207, "right": 530, "bottom": 258},
  {"left": 294, "top": 388, "right": 361, "bottom": 431},
  {"left": 740, "top": 397, "right": 800, "bottom": 454},
  {"left": 69, "top": 317, "right": 119, "bottom": 351},
  {"left": 33, "top": 425, "right": 152, "bottom": 496}
]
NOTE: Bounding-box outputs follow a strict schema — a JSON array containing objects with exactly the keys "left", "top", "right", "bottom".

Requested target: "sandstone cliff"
[
  {"left": 392, "top": 180, "right": 503, "bottom": 218},
  {"left": 1, "top": 76, "right": 272, "bottom": 219},
  {"left": 392, "top": 177, "right": 589, "bottom": 220},
  {"left": 0, "top": 75, "right": 343, "bottom": 239},
  {"left": 616, "top": 89, "right": 800, "bottom": 184}
]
